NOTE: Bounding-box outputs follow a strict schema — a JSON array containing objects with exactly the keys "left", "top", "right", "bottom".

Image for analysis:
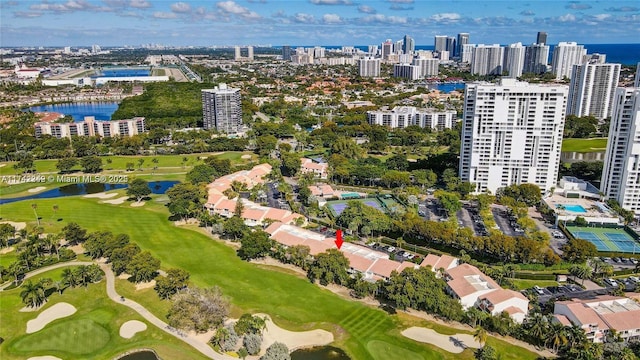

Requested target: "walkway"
[{"left": 0, "top": 260, "right": 94, "bottom": 290}]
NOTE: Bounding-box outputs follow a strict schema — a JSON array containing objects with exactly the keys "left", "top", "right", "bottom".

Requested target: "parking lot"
[
  {"left": 491, "top": 206, "right": 525, "bottom": 237},
  {"left": 369, "top": 242, "right": 423, "bottom": 264}
]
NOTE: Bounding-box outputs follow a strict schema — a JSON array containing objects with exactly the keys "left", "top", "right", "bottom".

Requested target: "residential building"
[
  {"left": 461, "top": 44, "right": 475, "bottom": 63},
  {"left": 635, "top": 62, "right": 640, "bottom": 87},
  {"left": 34, "top": 116, "right": 146, "bottom": 139},
  {"left": 601, "top": 88, "right": 640, "bottom": 214},
  {"left": 412, "top": 57, "right": 439, "bottom": 77},
  {"left": 503, "top": 42, "right": 525, "bottom": 78},
  {"left": 551, "top": 42, "right": 586, "bottom": 80},
  {"left": 434, "top": 35, "right": 448, "bottom": 53},
  {"left": 381, "top": 40, "right": 393, "bottom": 60},
  {"left": 393, "top": 64, "right": 421, "bottom": 80},
  {"left": 470, "top": 44, "right": 504, "bottom": 76},
  {"left": 459, "top": 79, "right": 569, "bottom": 194},
  {"left": 523, "top": 43, "right": 550, "bottom": 74},
  {"left": 536, "top": 31, "right": 548, "bottom": 45},
  {"left": 367, "top": 45, "right": 378, "bottom": 57},
  {"left": 456, "top": 33, "right": 470, "bottom": 58},
  {"left": 282, "top": 45, "right": 292, "bottom": 61},
  {"left": 439, "top": 51, "right": 450, "bottom": 62},
  {"left": 201, "top": 83, "right": 242, "bottom": 133},
  {"left": 358, "top": 57, "right": 381, "bottom": 77},
  {"left": 300, "top": 158, "right": 329, "bottom": 179},
  {"left": 567, "top": 62, "right": 621, "bottom": 120},
  {"left": 554, "top": 296, "right": 640, "bottom": 343},
  {"left": 446, "top": 37, "right": 457, "bottom": 55},
  {"left": 402, "top": 35, "right": 415, "bottom": 54},
  {"left": 367, "top": 106, "right": 456, "bottom": 130}
]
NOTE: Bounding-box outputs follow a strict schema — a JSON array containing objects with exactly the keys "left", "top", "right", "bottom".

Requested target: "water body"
[
  {"left": 429, "top": 82, "right": 465, "bottom": 93},
  {"left": 117, "top": 350, "right": 159, "bottom": 360},
  {"left": 28, "top": 102, "right": 119, "bottom": 122},
  {"left": 0, "top": 181, "right": 178, "bottom": 205},
  {"left": 291, "top": 346, "right": 351, "bottom": 360},
  {"left": 94, "top": 68, "right": 151, "bottom": 78}
]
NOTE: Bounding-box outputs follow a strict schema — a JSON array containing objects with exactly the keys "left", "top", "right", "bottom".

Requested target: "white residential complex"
[
  {"left": 34, "top": 117, "right": 146, "bottom": 138},
  {"left": 551, "top": 42, "right": 586, "bottom": 80},
  {"left": 412, "top": 57, "right": 439, "bottom": 77},
  {"left": 567, "top": 63, "right": 621, "bottom": 120},
  {"left": 459, "top": 79, "right": 568, "bottom": 194},
  {"left": 393, "top": 64, "right": 421, "bottom": 80},
  {"left": 358, "top": 57, "right": 381, "bottom": 77},
  {"left": 503, "top": 43, "right": 525, "bottom": 78},
  {"left": 202, "top": 84, "right": 242, "bottom": 133},
  {"left": 367, "top": 106, "right": 456, "bottom": 130},
  {"left": 470, "top": 44, "right": 504, "bottom": 76},
  {"left": 601, "top": 88, "right": 640, "bottom": 214},
  {"left": 523, "top": 43, "right": 549, "bottom": 74}
]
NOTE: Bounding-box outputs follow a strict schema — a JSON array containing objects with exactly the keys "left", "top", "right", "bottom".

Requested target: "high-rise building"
[
  {"left": 282, "top": 45, "right": 292, "bottom": 61},
  {"left": 368, "top": 45, "right": 378, "bottom": 56},
  {"left": 403, "top": 35, "right": 415, "bottom": 54},
  {"left": 551, "top": 42, "right": 586, "bottom": 80},
  {"left": 439, "top": 51, "right": 450, "bottom": 62},
  {"left": 234, "top": 46, "right": 241, "bottom": 60},
  {"left": 446, "top": 37, "right": 457, "bottom": 54},
  {"left": 381, "top": 40, "right": 393, "bottom": 60},
  {"left": 601, "top": 88, "right": 640, "bottom": 214},
  {"left": 459, "top": 79, "right": 568, "bottom": 194},
  {"left": 247, "top": 46, "right": 254, "bottom": 60},
  {"left": 456, "top": 33, "right": 470, "bottom": 58},
  {"left": 412, "top": 58, "right": 439, "bottom": 77},
  {"left": 358, "top": 57, "right": 381, "bottom": 77},
  {"left": 635, "top": 62, "right": 640, "bottom": 87},
  {"left": 536, "top": 32, "right": 548, "bottom": 45},
  {"left": 393, "top": 64, "right": 421, "bottom": 80},
  {"left": 470, "top": 44, "right": 504, "bottom": 76},
  {"left": 503, "top": 43, "right": 525, "bottom": 78},
  {"left": 394, "top": 40, "right": 403, "bottom": 54},
  {"left": 567, "top": 63, "right": 621, "bottom": 120},
  {"left": 434, "top": 35, "right": 448, "bottom": 53},
  {"left": 461, "top": 44, "right": 475, "bottom": 63},
  {"left": 523, "top": 43, "right": 550, "bottom": 74},
  {"left": 202, "top": 84, "right": 242, "bottom": 133}
]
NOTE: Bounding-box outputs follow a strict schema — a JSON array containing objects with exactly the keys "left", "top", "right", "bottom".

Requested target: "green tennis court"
[{"left": 566, "top": 226, "right": 640, "bottom": 253}]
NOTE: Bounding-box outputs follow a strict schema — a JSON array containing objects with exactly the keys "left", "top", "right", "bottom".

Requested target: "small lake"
[
  {"left": 117, "top": 350, "right": 159, "bottom": 360},
  {"left": 291, "top": 346, "right": 351, "bottom": 360},
  {"left": 428, "top": 82, "right": 465, "bottom": 93},
  {"left": 0, "top": 181, "right": 178, "bottom": 205},
  {"left": 28, "top": 102, "right": 119, "bottom": 122}
]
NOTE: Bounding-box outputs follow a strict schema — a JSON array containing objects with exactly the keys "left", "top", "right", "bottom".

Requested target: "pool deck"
[{"left": 543, "top": 194, "right": 620, "bottom": 225}]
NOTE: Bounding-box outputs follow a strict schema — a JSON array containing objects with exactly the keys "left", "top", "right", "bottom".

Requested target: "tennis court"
[{"left": 566, "top": 226, "right": 640, "bottom": 253}]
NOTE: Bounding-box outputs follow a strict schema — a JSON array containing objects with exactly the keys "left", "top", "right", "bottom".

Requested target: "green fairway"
[
  {"left": 0, "top": 267, "right": 208, "bottom": 360},
  {"left": 561, "top": 138, "right": 607, "bottom": 153},
  {"left": 0, "top": 197, "right": 540, "bottom": 360}
]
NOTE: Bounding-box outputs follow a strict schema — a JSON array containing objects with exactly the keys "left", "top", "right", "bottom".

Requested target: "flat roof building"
[{"left": 202, "top": 84, "right": 242, "bottom": 133}]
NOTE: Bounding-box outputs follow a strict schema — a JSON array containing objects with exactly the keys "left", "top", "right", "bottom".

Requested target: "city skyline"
[{"left": 1, "top": 0, "right": 640, "bottom": 47}]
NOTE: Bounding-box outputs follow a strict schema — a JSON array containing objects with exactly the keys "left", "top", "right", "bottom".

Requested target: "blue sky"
[{"left": 1, "top": 0, "right": 639, "bottom": 47}]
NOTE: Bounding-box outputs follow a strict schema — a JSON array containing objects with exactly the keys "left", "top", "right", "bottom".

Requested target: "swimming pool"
[{"left": 557, "top": 204, "right": 587, "bottom": 213}]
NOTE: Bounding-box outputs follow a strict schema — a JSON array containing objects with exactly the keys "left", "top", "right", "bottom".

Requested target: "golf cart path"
[{"left": 0, "top": 261, "right": 94, "bottom": 290}]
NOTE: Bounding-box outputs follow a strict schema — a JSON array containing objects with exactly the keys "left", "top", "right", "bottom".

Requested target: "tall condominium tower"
[
  {"left": 470, "top": 44, "right": 504, "bottom": 76},
  {"left": 523, "top": 43, "right": 550, "bottom": 74},
  {"left": 459, "top": 79, "right": 568, "bottom": 194},
  {"left": 412, "top": 58, "right": 439, "bottom": 77},
  {"left": 202, "top": 84, "right": 242, "bottom": 133},
  {"left": 282, "top": 45, "right": 292, "bottom": 61},
  {"left": 551, "top": 42, "right": 586, "bottom": 80},
  {"left": 567, "top": 62, "right": 621, "bottom": 120},
  {"left": 536, "top": 32, "right": 548, "bottom": 45},
  {"left": 381, "top": 40, "right": 393, "bottom": 59},
  {"left": 456, "top": 33, "right": 470, "bottom": 57},
  {"left": 461, "top": 44, "right": 475, "bottom": 63},
  {"left": 434, "top": 35, "right": 448, "bottom": 53},
  {"left": 358, "top": 57, "right": 381, "bottom": 77},
  {"left": 601, "top": 88, "right": 640, "bottom": 214},
  {"left": 635, "top": 62, "right": 640, "bottom": 87},
  {"left": 503, "top": 43, "right": 525, "bottom": 78},
  {"left": 402, "top": 35, "right": 415, "bottom": 54},
  {"left": 446, "top": 37, "right": 457, "bottom": 54}
]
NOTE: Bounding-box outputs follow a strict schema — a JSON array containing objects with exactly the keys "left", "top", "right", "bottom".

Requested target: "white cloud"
[
  {"left": 558, "top": 13, "right": 576, "bottom": 22},
  {"left": 357, "top": 5, "right": 376, "bottom": 14},
  {"left": 129, "top": 0, "right": 151, "bottom": 9},
  {"left": 153, "top": 11, "right": 177, "bottom": 19},
  {"left": 294, "top": 12, "right": 315, "bottom": 23},
  {"left": 592, "top": 14, "right": 611, "bottom": 21},
  {"left": 605, "top": 6, "right": 639, "bottom": 12},
  {"left": 310, "top": 0, "right": 353, "bottom": 5},
  {"left": 566, "top": 2, "right": 592, "bottom": 10},
  {"left": 14, "top": 11, "right": 43, "bottom": 18},
  {"left": 322, "top": 13, "right": 342, "bottom": 24},
  {"left": 171, "top": 2, "right": 191, "bottom": 13},
  {"left": 217, "top": 1, "right": 262, "bottom": 20},
  {"left": 361, "top": 14, "right": 407, "bottom": 24},
  {"left": 30, "top": 0, "right": 95, "bottom": 12},
  {"left": 431, "top": 13, "right": 461, "bottom": 21}
]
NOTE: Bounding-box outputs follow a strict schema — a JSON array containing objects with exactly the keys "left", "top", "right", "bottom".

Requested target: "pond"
[
  {"left": 0, "top": 181, "right": 178, "bottom": 205},
  {"left": 117, "top": 350, "right": 159, "bottom": 360},
  {"left": 291, "top": 346, "right": 351, "bottom": 360},
  {"left": 28, "top": 101, "right": 119, "bottom": 121}
]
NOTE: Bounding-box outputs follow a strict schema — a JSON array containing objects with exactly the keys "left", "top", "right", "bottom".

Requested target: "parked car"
[{"left": 386, "top": 246, "right": 396, "bottom": 253}]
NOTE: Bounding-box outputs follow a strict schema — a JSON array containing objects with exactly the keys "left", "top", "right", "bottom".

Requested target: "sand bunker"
[
  {"left": 84, "top": 192, "right": 118, "bottom": 199},
  {"left": 259, "top": 313, "right": 333, "bottom": 352},
  {"left": 0, "top": 164, "right": 5, "bottom": 168},
  {"left": 401, "top": 327, "right": 482, "bottom": 353},
  {"left": 26, "top": 302, "right": 77, "bottom": 334},
  {"left": 102, "top": 196, "right": 128, "bottom": 205},
  {"left": 27, "top": 186, "right": 47, "bottom": 193},
  {"left": 0, "top": 221, "right": 26, "bottom": 230},
  {"left": 241, "top": 154, "right": 252, "bottom": 159},
  {"left": 0, "top": 246, "right": 15, "bottom": 255},
  {"left": 119, "top": 320, "right": 147, "bottom": 339},
  {"left": 135, "top": 280, "right": 156, "bottom": 291},
  {"left": 130, "top": 201, "right": 146, "bottom": 207},
  {"left": 27, "top": 356, "right": 62, "bottom": 360}
]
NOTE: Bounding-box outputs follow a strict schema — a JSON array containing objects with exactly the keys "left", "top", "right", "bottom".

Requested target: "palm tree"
[
  {"left": 474, "top": 326, "right": 488, "bottom": 346},
  {"left": 45, "top": 234, "right": 60, "bottom": 259},
  {"left": 50, "top": 204, "right": 59, "bottom": 224},
  {"left": 75, "top": 266, "right": 90, "bottom": 287},
  {"left": 525, "top": 313, "right": 548, "bottom": 346},
  {"left": 545, "top": 323, "right": 567, "bottom": 352},
  {"left": 20, "top": 280, "right": 46, "bottom": 308},
  {"left": 61, "top": 268, "right": 79, "bottom": 288},
  {"left": 31, "top": 203, "right": 40, "bottom": 226}
]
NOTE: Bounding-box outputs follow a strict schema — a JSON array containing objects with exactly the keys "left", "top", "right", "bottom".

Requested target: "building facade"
[
  {"left": 601, "top": 88, "right": 640, "bottom": 214},
  {"left": 456, "top": 33, "right": 470, "bottom": 58},
  {"left": 536, "top": 31, "right": 548, "bottom": 45},
  {"left": 523, "top": 43, "right": 550, "bottom": 74},
  {"left": 202, "top": 84, "right": 242, "bottom": 133},
  {"left": 551, "top": 42, "right": 586, "bottom": 80},
  {"left": 402, "top": 35, "right": 415, "bottom": 54},
  {"left": 503, "top": 43, "right": 525, "bottom": 78},
  {"left": 567, "top": 62, "right": 621, "bottom": 120},
  {"left": 470, "top": 44, "right": 504, "bottom": 76},
  {"left": 434, "top": 35, "right": 448, "bottom": 53},
  {"left": 358, "top": 57, "right": 381, "bottom": 77},
  {"left": 412, "top": 57, "right": 439, "bottom": 77},
  {"left": 393, "top": 64, "right": 421, "bottom": 80},
  {"left": 34, "top": 117, "right": 146, "bottom": 138},
  {"left": 459, "top": 79, "right": 568, "bottom": 194},
  {"left": 367, "top": 106, "right": 456, "bottom": 130}
]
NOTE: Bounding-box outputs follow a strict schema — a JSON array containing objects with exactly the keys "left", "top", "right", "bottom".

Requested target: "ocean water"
[{"left": 28, "top": 102, "right": 119, "bottom": 121}]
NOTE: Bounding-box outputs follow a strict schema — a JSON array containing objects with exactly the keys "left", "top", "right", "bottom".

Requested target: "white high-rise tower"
[
  {"left": 567, "top": 62, "right": 621, "bottom": 120},
  {"left": 459, "top": 79, "right": 568, "bottom": 194},
  {"left": 551, "top": 42, "right": 586, "bottom": 80},
  {"left": 358, "top": 57, "right": 381, "bottom": 77},
  {"left": 470, "top": 44, "right": 504, "bottom": 76},
  {"left": 503, "top": 43, "right": 525, "bottom": 78},
  {"left": 601, "top": 88, "right": 640, "bottom": 214},
  {"left": 202, "top": 84, "right": 242, "bottom": 133}
]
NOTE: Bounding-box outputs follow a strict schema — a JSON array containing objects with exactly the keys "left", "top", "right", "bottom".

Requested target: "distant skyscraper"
[
  {"left": 394, "top": 40, "right": 403, "bottom": 54},
  {"left": 461, "top": 44, "right": 475, "bottom": 63},
  {"left": 446, "top": 37, "right": 457, "bottom": 55},
  {"left": 456, "top": 33, "right": 470, "bottom": 58},
  {"left": 358, "top": 57, "right": 381, "bottom": 77},
  {"left": 567, "top": 62, "right": 620, "bottom": 120},
  {"left": 636, "top": 62, "right": 640, "bottom": 87},
  {"left": 234, "top": 46, "right": 241, "bottom": 60},
  {"left": 551, "top": 42, "right": 586, "bottom": 80},
  {"left": 247, "top": 46, "right": 254, "bottom": 60},
  {"left": 459, "top": 79, "right": 569, "bottom": 194},
  {"left": 523, "top": 43, "right": 550, "bottom": 74},
  {"left": 412, "top": 58, "right": 439, "bottom": 77},
  {"left": 402, "top": 35, "right": 415, "bottom": 54},
  {"left": 601, "top": 88, "right": 640, "bottom": 214},
  {"left": 503, "top": 43, "right": 525, "bottom": 78},
  {"left": 470, "top": 44, "right": 504, "bottom": 76},
  {"left": 393, "top": 64, "right": 421, "bottom": 80},
  {"left": 282, "top": 45, "right": 292, "bottom": 61},
  {"left": 536, "top": 32, "right": 548, "bottom": 45},
  {"left": 367, "top": 45, "right": 378, "bottom": 56},
  {"left": 91, "top": 44, "right": 101, "bottom": 54},
  {"left": 202, "top": 84, "right": 242, "bottom": 133},
  {"left": 381, "top": 40, "right": 393, "bottom": 60},
  {"left": 434, "top": 35, "right": 448, "bottom": 53}
]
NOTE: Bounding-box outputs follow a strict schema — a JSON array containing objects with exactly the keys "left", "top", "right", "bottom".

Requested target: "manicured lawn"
[
  {"left": 510, "top": 279, "right": 559, "bottom": 291},
  {"left": 0, "top": 198, "right": 540, "bottom": 360},
  {"left": 561, "top": 137, "right": 607, "bottom": 152},
  {"left": 0, "top": 267, "right": 208, "bottom": 360}
]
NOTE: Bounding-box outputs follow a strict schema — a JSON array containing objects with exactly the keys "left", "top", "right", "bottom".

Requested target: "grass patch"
[
  {"left": 561, "top": 138, "right": 607, "bottom": 153},
  {"left": 510, "top": 279, "right": 559, "bottom": 291},
  {"left": 367, "top": 340, "right": 426, "bottom": 360},
  {"left": 12, "top": 318, "right": 111, "bottom": 355},
  {"left": 0, "top": 198, "right": 541, "bottom": 360}
]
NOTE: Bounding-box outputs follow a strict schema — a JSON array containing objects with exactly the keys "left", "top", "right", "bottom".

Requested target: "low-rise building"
[
  {"left": 300, "top": 158, "right": 329, "bottom": 179},
  {"left": 367, "top": 106, "right": 456, "bottom": 130},
  {"left": 34, "top": 116, "right": 146, "bottom": 138}
]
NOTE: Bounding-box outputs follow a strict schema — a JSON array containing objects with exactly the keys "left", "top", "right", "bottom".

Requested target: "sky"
[{"left": 1, "top": 0, "right": 640, "bottom": 47}]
